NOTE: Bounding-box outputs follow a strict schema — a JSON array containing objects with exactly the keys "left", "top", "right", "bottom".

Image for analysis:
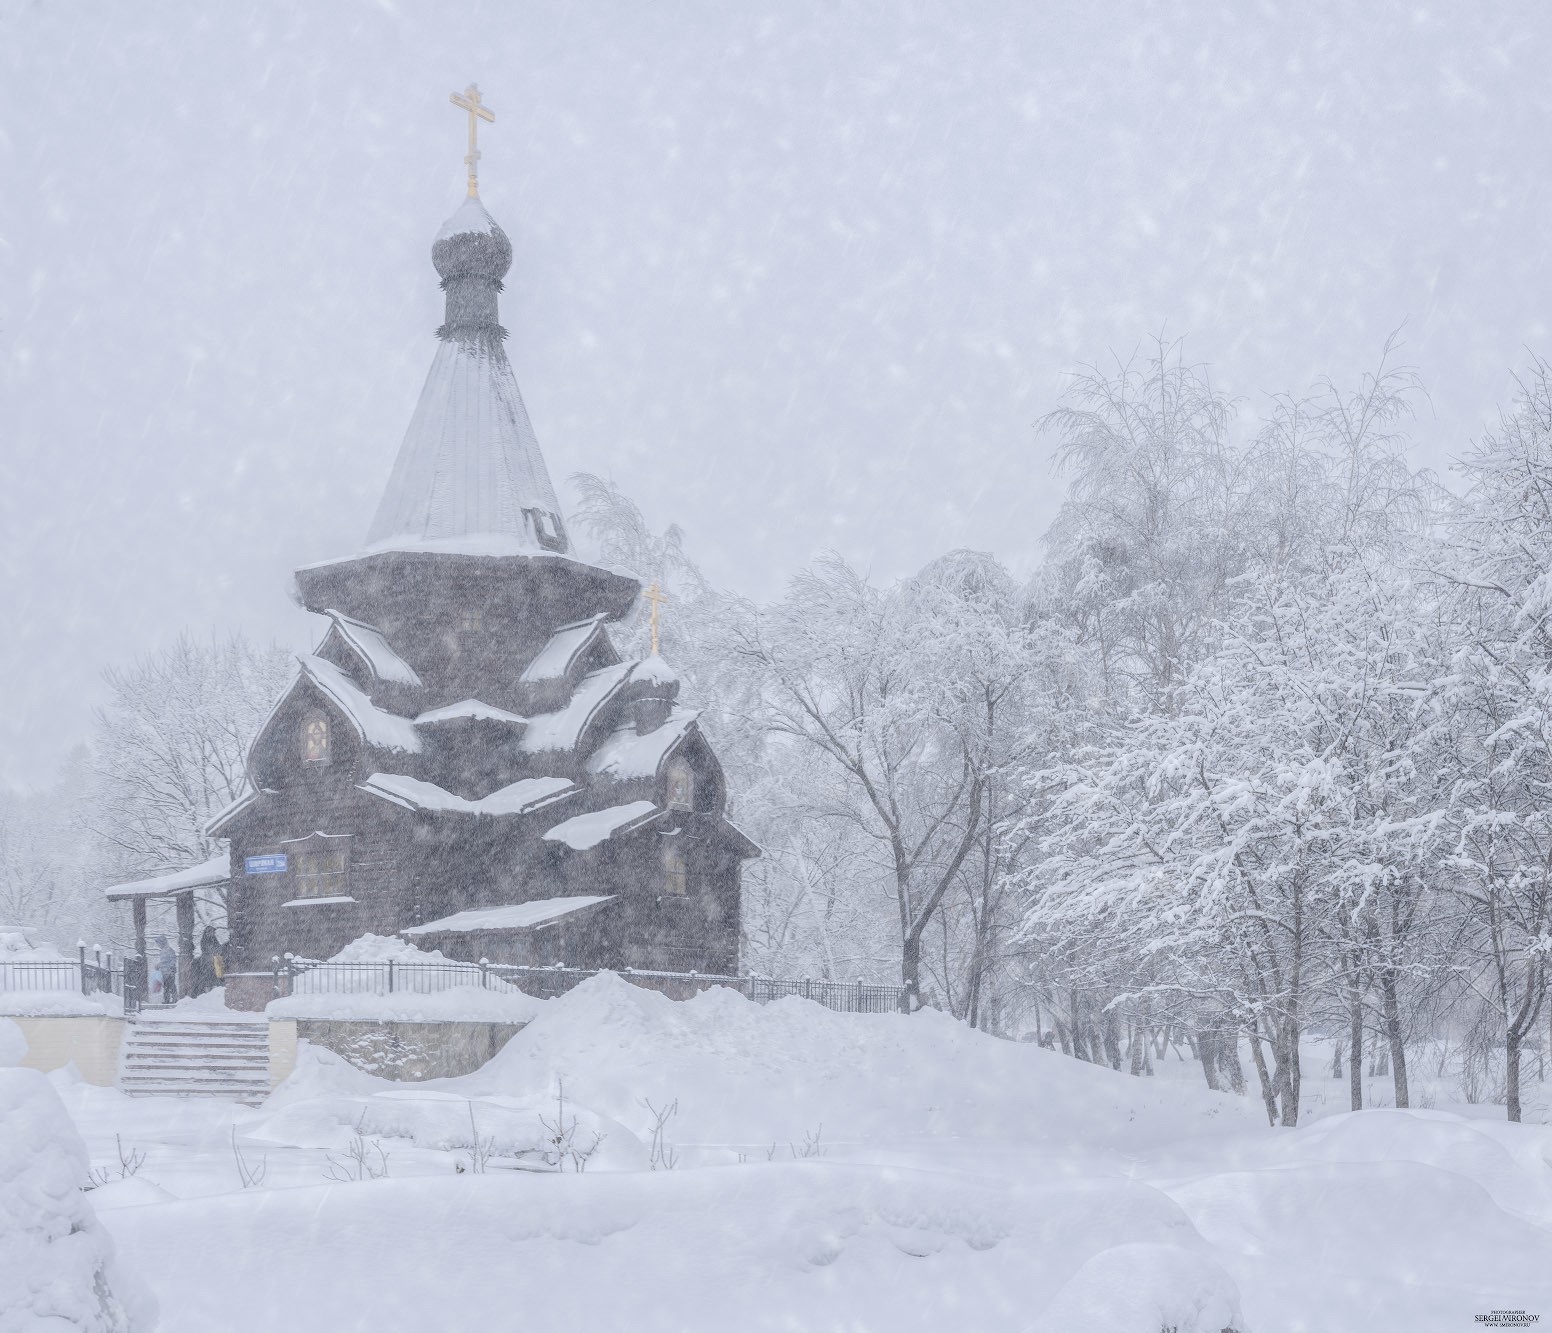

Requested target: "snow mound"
[
  {"left": 321, "top": 933, "right": 452, "bottom": 966},
  {"left": 0, "top": 930, "right": 66, "bottom": 960},
  {"left": 0, "top": 1067, "right": 154, "bottom": 1331},
  {"left": 464, "top": 972, "right": 1263, "bottom": 1150},
  {"left": 1028, "top": 1242, "right": 1245, "bottom": 1333},
  {"left": 0, "top": 990, "right": 122, "bottom": 1018},
  {"left": 251, "top": 1044, "right": 648, "bottom": 1171}
]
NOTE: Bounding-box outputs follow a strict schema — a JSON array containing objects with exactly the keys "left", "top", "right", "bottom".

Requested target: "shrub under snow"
[{"left": 0, "top": 1066, "right": 154, "bottom": 1331}]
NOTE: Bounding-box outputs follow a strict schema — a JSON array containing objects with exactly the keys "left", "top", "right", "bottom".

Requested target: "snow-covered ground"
[{"left": 16, "top": 975, "right": 1552, "bottom": 1332}]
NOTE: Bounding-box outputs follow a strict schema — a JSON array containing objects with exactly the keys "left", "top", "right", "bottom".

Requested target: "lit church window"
[
  {"left": 301, "top": 714, "right": 331, "bottom": 765},
  {"left": 666, "top": 759, "right": 694, "bottom": 810},
  {"left": 663, "top": 840, "right": 688, "bottom": 896}
]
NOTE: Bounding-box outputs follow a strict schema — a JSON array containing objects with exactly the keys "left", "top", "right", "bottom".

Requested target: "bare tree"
[{"left": 86, "top": 631, "right": 291, "bottom": 923}]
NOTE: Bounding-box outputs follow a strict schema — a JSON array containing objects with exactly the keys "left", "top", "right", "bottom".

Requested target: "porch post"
[
  {"left": 132, "top": 898, "right": 148, "bottom": 968},
  {"left": 175, "top": 891, "right": 196, "bottom": 1001}
]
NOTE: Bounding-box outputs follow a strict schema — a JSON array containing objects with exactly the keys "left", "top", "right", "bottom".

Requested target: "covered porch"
[{"left": 105, "top": 854, "right": 230, "bottom": 1004}]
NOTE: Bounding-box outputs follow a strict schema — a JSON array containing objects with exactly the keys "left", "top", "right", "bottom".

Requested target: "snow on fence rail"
[
  {"left": 277, "top": 956, "right": 907, "bottom": 1014},
  {"left": 0, "top": 948, "right": 135, "bottom": 1005}
]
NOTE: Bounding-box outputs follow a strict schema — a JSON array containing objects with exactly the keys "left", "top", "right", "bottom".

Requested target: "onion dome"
[{"left": 432, "top": 196, "right": 513, "bottom": 284}]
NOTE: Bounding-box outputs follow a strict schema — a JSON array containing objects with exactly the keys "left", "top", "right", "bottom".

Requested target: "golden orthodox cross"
[
  {"left": 450, "top": 84, "right": 496, "bottom": 198},
  {"left": 643, "top": 583, "right": 669, "bottom": 655}
]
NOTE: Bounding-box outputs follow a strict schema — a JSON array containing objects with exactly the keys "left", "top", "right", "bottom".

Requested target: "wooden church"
[{"left": 196, "top": 101, "right": 756, "bottom": 993}]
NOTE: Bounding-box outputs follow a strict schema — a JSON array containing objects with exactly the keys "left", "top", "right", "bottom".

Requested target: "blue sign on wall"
[{"left": 245, "top": 854, "right": 288, "bottom": 875}]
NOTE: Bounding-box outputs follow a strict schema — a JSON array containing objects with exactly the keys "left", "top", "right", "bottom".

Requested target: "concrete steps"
[{"left": 120, "top": 1015, "right": 271, "bottom": 1103}]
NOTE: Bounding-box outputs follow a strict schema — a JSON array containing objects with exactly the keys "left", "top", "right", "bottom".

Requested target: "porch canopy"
[{"left": 105, "top": 854, "right": 230, "bottom": 989}]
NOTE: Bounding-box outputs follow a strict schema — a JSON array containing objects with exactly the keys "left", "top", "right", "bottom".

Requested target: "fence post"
[
  {"left": 855, "top": 978, "right": 864, "bottom": 1013},
  {"left": 78, "top": 943, "right": 87, "bottom": 995},
  {"left": 804, "top": 977, "right": 811, "bottom": 1001},
  {"left": 480, "top": 958, "right": 489, "bottom": 990},
  {"left": 272, "top": 955, "right": 282, "bottom": 1001},
  {"left": 387, "top": 958, "right": 395, "bottom": 994}
]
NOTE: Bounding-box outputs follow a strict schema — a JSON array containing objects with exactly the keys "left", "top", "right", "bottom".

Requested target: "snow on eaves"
[
  {"left": 520, "top": 614, "right": 610, "bottom": 684},
  {"left": 323, "top": 610, "right": 422, "bottom": 687},
  {"left": 414, "top": 699, "right": 528, "bottom": 727},
  {"left": 402, "top": 895, "right": 616, "bottom": 936},
  {"left": 542, "top": 800, "right": 660, "bottom": 851},
  {"left": 205, "top": 786, "right": 272, "bottom": 838},
  {"left": 358, "top": 773, "right": 576, "bottom": 817},
  {"left": 634, "top": 653, "right": 680, "bottom": 689},
  {"left": 105, "top": 854, "right": 230, "bottom": 900},
  {"left": 299, "top": 655, "right": 421, "bottom": 754},
  {"left": 477, "top": 776, "right": 577, "bottom": 816},
  {"left": 586, "top": 708, "right": 700, "bottom": 781},
  {"left": 520, "top": 661, "right": 636, "bottom": 754}
]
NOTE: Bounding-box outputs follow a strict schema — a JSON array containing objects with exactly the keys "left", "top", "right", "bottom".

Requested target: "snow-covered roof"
[
  {"left": 477, "top": 776, "right": 578, "bottom": 816},
  {"left": 634, "top": 654, "right": 680, "bottom": 689},
  {"left": 105, "top": 854, "right": 229, "bottom": 901},
  {"left": 205, "top": 786, "right": 271, "bottom": 838},
  {"left": 363, "top": 310, "right": 569, "bottom": 555},
  {"left": 414, "top": 699, "right": 528, "bottom": 727},
  {"left": 714, "top": 815, "right": 763, "bottom": 860},
  {"left": 586, "top": 708, "right": 701, "bottom": 781},
  {"left": 521, "top": 661, "right": 636, "bottom": 754},
  {"left": 358, "top": 773, "right": 577, "bottom": 817},
  {"left": 542, "top": 800, "right": 660, "bottom": 851},
  {"left": 299, "top": 655, "right": 422, "bottom": 754},
  {"left": 520, "top": 614, "right": 610, "bottom": 684},
  {"left": 402, "top": 895, "right": 616, "bottom": 937},
  {"left": 322, "top": 610, "right": 422, "bottom": 687},
  {"left": 435, "top": 195, "right": 502, "bottom": 242}
]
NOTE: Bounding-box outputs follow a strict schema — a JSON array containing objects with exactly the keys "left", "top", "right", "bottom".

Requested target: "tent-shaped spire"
[{"left": 365, "top": 196, "right": 570, "bottom": 555}]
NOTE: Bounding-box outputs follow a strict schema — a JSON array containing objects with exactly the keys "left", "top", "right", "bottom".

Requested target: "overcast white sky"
[{"left": 3, "top": 0, "right": 1551, "bottom": 787}]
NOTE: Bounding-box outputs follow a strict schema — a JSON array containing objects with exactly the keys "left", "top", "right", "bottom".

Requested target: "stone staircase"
[{"left": 119, "top": 1013, "right": 272, "bottom": 1103}]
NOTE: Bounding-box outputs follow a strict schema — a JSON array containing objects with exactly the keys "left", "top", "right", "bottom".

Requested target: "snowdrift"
[
  {"left": 460, "top": 971, "right": 1266, "bottom": 1152},
  {"left": 0, "top": 1025, "right": 153, "bottom": 1331},
  {"left": 51, "top": 975, "right": 1552, "bottom": 1332}
]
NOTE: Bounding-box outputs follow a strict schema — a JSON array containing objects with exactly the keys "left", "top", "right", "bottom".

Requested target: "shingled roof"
[{"left": 364, "top": 196, "right": 570, "bottom": 556}]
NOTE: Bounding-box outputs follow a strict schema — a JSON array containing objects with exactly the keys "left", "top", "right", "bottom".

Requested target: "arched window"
[
  {"left": 301, "top": 714, "right": 331, "bottom": 765},
  {"left": 666, "top": 759, "right": 694, "bottom": 811},
  {"left": 662, "top": 839, "right": 688, "bottom": 896}
]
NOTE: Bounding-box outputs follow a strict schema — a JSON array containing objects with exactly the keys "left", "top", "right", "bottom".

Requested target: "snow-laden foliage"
[
  {"left": 0, "top": 1066, "right": 152, "bottom": 1330},
  {"left": 87, "top": 632, "right": 292, "bottom": 887},
  {"left": 569, "top": 339, "right": 1550, "bottom": 1124}
]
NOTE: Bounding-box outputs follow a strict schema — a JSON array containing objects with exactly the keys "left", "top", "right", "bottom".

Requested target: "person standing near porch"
[{"left": 157, "top": 936, "right": 178, "bottom": 1004}]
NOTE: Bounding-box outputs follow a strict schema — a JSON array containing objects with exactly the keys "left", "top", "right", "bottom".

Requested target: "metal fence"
[
  {"left": 0, "top": 946, "right": 141, "bottom": 1011},
  {"left": 278, "top": 955, "right": 907, "bottom": 1014}
]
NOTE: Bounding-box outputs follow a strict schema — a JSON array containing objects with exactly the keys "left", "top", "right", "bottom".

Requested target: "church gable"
[
  {"left": 315, "top": 610, "right": 423, "bottom": 695},
  {"left": 246, "top": 655, "right": 421, "bottom": 790},
  {"left": 520, "top": 614, "right": 617, "bottom": 686},
  {"left": 520, "top": 660, "right": 637, "bottom": 756},
  {"left": 586, "top": 707, "right": 703, "bottom": 789}
]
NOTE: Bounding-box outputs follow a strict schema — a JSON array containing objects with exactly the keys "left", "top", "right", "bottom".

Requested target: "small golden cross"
[
  {"left": 642, "top": 583, "right": 669, "bottom": 656},
  {"left": 450, "top": 83, "right": 496, "bottom": 198}
]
